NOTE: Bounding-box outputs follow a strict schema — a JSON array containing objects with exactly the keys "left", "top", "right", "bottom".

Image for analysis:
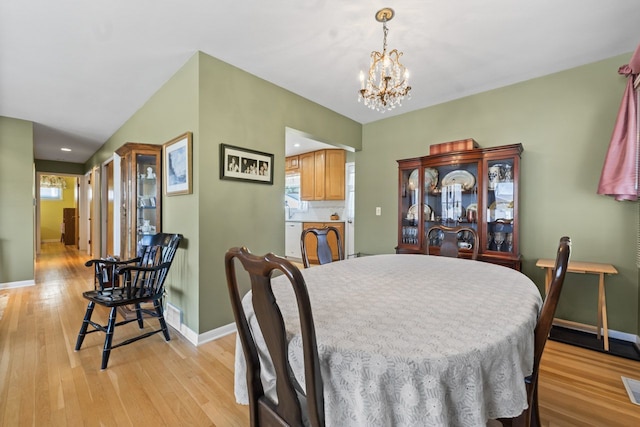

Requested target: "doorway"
[
  {"left": 284, "top": 127, "right": 356, "bottom": 259},
  {"left": 36, "top": 173, "right": 82, "bottom": 254}
]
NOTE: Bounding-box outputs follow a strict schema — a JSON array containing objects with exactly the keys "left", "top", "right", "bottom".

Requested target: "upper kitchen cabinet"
[
  {"left": 396, "top": 142, "right": 523, "bottom": 270},
  {"left": 116, "top": 142, "right": 162, "bottom": 260},
  {"left": 300, "top": 149, "right": 345, "bottom": 201},
  {"left": 285, "top": 155, "right": 299, "bottom": 173}
]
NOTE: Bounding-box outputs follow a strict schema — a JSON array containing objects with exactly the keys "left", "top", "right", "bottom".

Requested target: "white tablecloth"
[{"left": 234, "top": 254, "right": 542, "bottom": 427}]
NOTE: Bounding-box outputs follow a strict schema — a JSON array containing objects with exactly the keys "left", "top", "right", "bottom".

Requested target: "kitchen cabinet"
[
  {"left": 116, "top": 142, "right": 162, "bottom": 260},
  {"left": 396, "top": 143, "right": 522, "bottom": 270},
  {"left": 299, "top": 152, "right": 315, "bottom": 200},
  {"left": 285, "top": 155, "right": 299, "bottom": 173},
  {"left": 302, "top": 222, "right": 345, "bottom": 265},
  {"left": 300, "top": 149, "right": 345, "bottom": 201}
]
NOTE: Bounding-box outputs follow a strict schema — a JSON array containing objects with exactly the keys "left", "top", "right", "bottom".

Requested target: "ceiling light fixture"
[
  {"left": 358, "top": 7, "right": 411, "bottom": 113},
  {"left": 61, "top": 147, "right": 71, "bottom": 151}
]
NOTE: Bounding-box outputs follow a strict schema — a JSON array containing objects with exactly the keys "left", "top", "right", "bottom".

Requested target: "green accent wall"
[
  {"left": 85, "top": 51, "right": 362, "bottom": 334},
  {"left": 0, "top": 116, "right": 34, "bottom": 284},
  {"left": 357, "top": 53, "right": 638, "bottom": 334},
  {"left": 40, "top": 177, "right": 76, "bottom": 241},
  {"left": 86, "top": 52, "right": 201, "bottom": 329},
  {"left": 35, "top": 160, "right": 84, "bottom": 175}
]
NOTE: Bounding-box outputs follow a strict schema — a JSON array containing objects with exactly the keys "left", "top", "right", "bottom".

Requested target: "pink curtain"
[{"left": 597, "top": 44, "right": 640, "bottom": 201}]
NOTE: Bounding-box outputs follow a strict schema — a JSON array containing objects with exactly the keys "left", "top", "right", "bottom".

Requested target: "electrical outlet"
[{"left": 376, "top": 207, "right": 381, "bottom": 216}]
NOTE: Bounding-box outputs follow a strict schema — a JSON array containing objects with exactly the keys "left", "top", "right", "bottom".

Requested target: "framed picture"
[
  {"left": 220, "top": 143, "right": 274, "bottom": 185},
  {"left": 163, "top": 132, "right": 193, "bottom": 196}
]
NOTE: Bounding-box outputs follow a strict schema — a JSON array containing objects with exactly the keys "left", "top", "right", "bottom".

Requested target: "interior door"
[
  {"left": 63, "top": 208, "right": 76, "bottom": 245},
  {"left": 105, "top": 160, "right": 115, "bottom": 255}
]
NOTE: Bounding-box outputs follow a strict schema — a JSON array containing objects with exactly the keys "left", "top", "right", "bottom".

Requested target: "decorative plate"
[
  {"left": 424, "top": 168, "right": 438, "bottom": 192},
  {"left": 441, "top": 170, "right": 476, "bottom": 191},
  {"left": 489, "top": 201, "right": 514, "bottom": 221},
  {"left": 408, "top": 169, "right": 419, "bottom": 191},
  {"left": 407, "top": 204, "right": 432, "bottom": 220},
  {"left": 408, "top": 168, "right": 439, "bottom": 192}
]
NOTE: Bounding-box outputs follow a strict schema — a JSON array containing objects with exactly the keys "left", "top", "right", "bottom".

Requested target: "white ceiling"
[{"left": 1, "top": 1, "right": 639, "bottom": 163}]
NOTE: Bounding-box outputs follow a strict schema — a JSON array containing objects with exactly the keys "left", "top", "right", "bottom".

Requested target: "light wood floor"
[{"left": 1, "top": 243, "right": 640, "bottom": 426}]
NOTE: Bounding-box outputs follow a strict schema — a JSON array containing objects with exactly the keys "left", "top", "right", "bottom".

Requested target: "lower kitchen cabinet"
[{"left": 302, "top": 222, "right": 345, "bottom": 265}]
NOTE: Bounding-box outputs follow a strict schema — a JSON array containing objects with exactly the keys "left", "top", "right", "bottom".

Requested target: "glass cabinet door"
[
  {"left": 485, "top": 159, "right": 515, "bottom": 255},
  {"left": 399, "top": 167, "right": 421, "bottom": 248},
  {"left": 424, "top": 162, "right": 479, "bottom": 253},
  {"left": 116, "top": 142, "right": 162, "bottom": 260},
  {"left": 135, "top": 154, "right": 159, "bottom": 244}
]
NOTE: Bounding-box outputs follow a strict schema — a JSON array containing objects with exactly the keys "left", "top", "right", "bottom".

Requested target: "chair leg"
[
  {"left": 75, "top": 301, "right": 95, "bottom": 351},
  {"left": 134, "top": 303, "right": 144, "bottom": 328},
  {"left": 154, "top": 300, "right": 171, "bottom": 341},
  {"left": 530, "top": 385, "right": 540, "bottom": 427},
  {"left": 101, "top": 307, "right": 118, "bottom": 369}
]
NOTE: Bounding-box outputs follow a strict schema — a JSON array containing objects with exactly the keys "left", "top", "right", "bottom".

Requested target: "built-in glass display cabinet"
[
  {"left": 116, "top": 143, "right": 162, "bottom": 259},
  {"left": 397, "top": 143, "right": 522, "bottom": 270}
]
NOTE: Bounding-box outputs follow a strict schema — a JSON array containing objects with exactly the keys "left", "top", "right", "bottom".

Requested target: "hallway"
[{"left": 0, "top": 242, "right": 248, "bottom": 426}]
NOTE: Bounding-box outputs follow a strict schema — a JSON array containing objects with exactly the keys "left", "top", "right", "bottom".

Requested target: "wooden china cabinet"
[
  {"left": 116, "top": 143, "right": 162, "bottom": 260},
  {"left": 396, "top": 142, "right": 523, "bottom": 270}
]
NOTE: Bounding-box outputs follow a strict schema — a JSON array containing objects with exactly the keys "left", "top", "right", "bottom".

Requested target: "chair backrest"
[
  {"left": 300, "top": 226, "right": 344, "bottom": 268},
  {"left": 122, "top": 233, "right": 182, "bottom": 298},
  {"left": 225, "top": 247, "right": 325, "bottom": 427},
  {"left": 426, "top": 225, "right": 479, "bottom": 260},
  {"left": 531, "top": 236, "right": 571, "bottom": 383}
]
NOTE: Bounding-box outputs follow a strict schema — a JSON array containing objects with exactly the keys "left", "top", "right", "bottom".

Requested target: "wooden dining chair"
[
  {"left": 426, "top": 224, "right": 479, "bottom": 260},
  {"left": 499, "top": 236, "right": 571, "bottom": 427},
  {"left": 75, "top": 233, "right": 182, "bottom": 369},
  {"left": 300, "top": 226, "right": 344, "bottom": 268},
  {"left": 225, "top": 247, "right": 325, "bottom": 427}
]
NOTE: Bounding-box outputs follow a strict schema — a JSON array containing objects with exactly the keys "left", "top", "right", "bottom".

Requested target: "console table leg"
[{"left": 599, "top": 273, "right": 609, "bottom": 351}]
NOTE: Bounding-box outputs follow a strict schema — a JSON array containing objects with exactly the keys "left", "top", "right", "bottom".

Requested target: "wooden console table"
[{"left": 536, "top": 259, "right": 618, "bottom": 351}]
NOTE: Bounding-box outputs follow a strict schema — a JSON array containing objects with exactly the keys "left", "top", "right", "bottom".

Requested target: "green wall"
[
  {"left": 35, "top": 160, "right": 84, "bottom": 174},
  {"left": 0, "top": 116, "right": 35, "bottom": 284},
  {"left": 40, "top": 177, "right": 76, "bottom": 241},
  {"left": 197, "top": 52, "right": 361, "bottom": 333},
  {"left": 357, "top": 53, "right": 638, "bottom": 334},
  {"left": 86, "top": 52, "right": 200, "bottom": 329},
  {"left": 86, "top": 51, "right": 362, "bottom": 334}
]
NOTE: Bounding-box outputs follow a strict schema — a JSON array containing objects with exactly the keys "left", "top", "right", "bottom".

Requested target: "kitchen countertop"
[{"left": 285, "top": 219, "right": 345, "bottom": 223}]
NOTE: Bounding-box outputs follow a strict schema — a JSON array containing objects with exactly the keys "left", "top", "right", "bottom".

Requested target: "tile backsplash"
[{"left": 286, "top": 200, "right": 346, "bottom": 222}]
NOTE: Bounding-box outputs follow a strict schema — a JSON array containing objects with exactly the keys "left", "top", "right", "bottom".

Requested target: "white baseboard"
[
  {"left": 197, "top": 323, "right": 236, "bottom": 345},
  {"left": 0, "top": 279, "right": 35, "bottom": 290},
  {"left": 168, "top": 320, "right": 236, "bottom": 347}
]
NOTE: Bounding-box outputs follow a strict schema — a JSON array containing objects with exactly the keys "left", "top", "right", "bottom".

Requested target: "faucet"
[{"left": 285, "top": 201, "right": 294, "bottom": 220}]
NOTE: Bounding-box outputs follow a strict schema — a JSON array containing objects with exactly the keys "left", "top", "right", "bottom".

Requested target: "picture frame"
[
  {"left": 163, "top": 132, "right": 193, "bottom": 196},
  {"left": 220, "top": 143, "right": 274, "bottom": 185}
]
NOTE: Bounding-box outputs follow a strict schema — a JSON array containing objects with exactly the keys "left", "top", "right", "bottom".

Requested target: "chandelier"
[
  {"left": 40, "top": 175, "right": 67, "bottom": 189},
  {"left": 358, "top": 8, "right": 411, "bottom": 112}
]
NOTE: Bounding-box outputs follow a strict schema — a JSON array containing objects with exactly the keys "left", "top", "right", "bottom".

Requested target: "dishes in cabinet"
[
  {"left": 407, "top": 204, "right": 432, "bottom": 221},
  {"left": 408, "top": 169, "right": 419, "bottom": 191},
  {"left": 408, "top": 168, "right": 439, "bottom": 192},
  {"left": 441, "top": 170, "right": 476, "bottom": 191},
  {"left": 489, "top": 201, "right": 514, "bottom": 221},
  {"left": 424, "top": 168, "right": 438, "bottom": 192}
]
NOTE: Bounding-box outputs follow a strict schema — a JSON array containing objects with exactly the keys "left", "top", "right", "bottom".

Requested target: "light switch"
[{"left": 376, "top": 207, "right": 381, "bottom": 216}]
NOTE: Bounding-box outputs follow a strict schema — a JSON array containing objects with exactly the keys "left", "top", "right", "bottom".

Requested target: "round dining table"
[{"left": 234, "top": 254, "right": 543, "bottom": 427}]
